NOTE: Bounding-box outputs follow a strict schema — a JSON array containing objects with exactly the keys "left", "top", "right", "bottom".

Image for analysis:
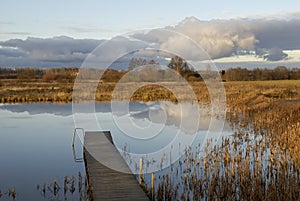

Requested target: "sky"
[
  {"left": 1, "top": 0, "right": 300, "bottom": 68},
  {"left": 2, "top": 0, "right": 300, "bottom": 40}
]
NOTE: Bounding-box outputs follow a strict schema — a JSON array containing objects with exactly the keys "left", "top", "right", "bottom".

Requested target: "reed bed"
[
  {"left": 36, "top": 172, "right": 88, "bottom": 201},
  {"left": 1, "top": 79, "right": 299, "bottom": 104},
  {"left": 140, "top": 121, "right": 300, "bottom": 200},
  {"left": 1, "top": 78, "right": 299, "bottom": 200},
  {"left": 0, "top": 187, "right": 16, "bottom": 200},
  {"left": 138, "top": 82, "right": 300, "bottom": 200},
  {"left": 148, "top": 134, "right": 300, "bottom": 201}
]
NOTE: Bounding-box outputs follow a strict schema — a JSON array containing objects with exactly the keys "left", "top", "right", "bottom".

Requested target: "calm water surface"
[
  {"left": 0, "top": 104, "right": 84, "bottom": 201},
  {"left": 0, "top": 102, "right": 231, "bottom": 200}
]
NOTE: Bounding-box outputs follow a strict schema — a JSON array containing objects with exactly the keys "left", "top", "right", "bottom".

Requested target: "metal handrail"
[{"left": 72, "top": 128, "right": 85, "bottom": 162}]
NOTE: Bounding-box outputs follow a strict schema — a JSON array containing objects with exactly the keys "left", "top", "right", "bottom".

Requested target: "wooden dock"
[{"left": 83, "top": 131, "right": 149, "bottom": 201}]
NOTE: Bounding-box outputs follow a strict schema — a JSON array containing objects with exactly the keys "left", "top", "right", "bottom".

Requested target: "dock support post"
[
  {"left": 151, "top": 172, "right": 155, "bottom": 201},
  {"left": 139, "top": 157, "right": 143, "bottom": 185}
]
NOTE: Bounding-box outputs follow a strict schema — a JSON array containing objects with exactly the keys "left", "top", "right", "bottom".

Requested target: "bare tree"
[
  {"left": 128, "top": 58, "right": 147, "bottom": 70},
  {"left": 167, "top": 56, "right": 190, "bottom": 74}
]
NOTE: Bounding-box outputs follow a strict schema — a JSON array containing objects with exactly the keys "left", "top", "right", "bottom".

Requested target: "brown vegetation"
[
  {"left": 224, "top": 66, "right": 300, "bottom": 81},
  {"left": 36, "top": 172, "right": 87, "bottom": 200},
  {"left": 139, "top": 81, "right": 300, "bottom": 200},
  {"left": 0, "top": 67, "right": 299, "bottom": 200},
  {"left": 150, "top": 128, "right": 300, "bottom": 200}
]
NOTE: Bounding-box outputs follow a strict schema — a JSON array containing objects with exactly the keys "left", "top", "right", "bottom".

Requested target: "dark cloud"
[
  {"left": 0, "top": 36, "right": 103, "bottom": 67},
  {"left": 0, "top": 47, "right": 27, "bottom": 57},
  {"left": 164, "top": 15, "right": 300, "bottom": 60},
  {"left": 252, "top": 19, "right": 300, "bottom": 50},
  {"left": 1, "top": 13, "right": 300, "bottom": 67}
]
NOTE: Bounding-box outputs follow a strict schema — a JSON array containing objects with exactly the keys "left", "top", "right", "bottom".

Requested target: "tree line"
[
  {"left": 0, "top": 56, "right": 300, "bottom": 82},
  {"left": 0, "top": 67, "right": 78, "bottom": 82},
  {"left": 223, "top": 66, "right": 300, "bottom": 81}
]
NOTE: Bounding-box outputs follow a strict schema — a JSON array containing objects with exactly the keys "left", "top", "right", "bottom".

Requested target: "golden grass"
[
  {"left": 1, "top": 78, "right": 299, "bottom": 200},
  {"left": 0, "top": 79, "right": 299, "bottom": 104},
  {"left": 142, "top": 98, "right": 300, "bottom": 200}
]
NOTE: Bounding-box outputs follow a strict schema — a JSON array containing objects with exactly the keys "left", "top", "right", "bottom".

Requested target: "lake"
[
  {"left": 0, "top": 102, "right": 231, "bottom": 200},
  {"left": 0, "top": 104, "right": 85, "bottom": 200}
]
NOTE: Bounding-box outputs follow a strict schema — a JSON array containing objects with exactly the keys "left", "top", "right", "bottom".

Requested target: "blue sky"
[{"left": 1, "top": 0, "right": 300, "bottom": 41}]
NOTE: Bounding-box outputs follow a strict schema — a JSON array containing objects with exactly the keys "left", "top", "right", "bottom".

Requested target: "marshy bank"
[
  {"left": 1, "top": 79, "right": 300, "bottom": 104},
  {"left": 0, "top": 67, "right": 299, "bottom": 104},
  {"left": 0, "top": 98, "right": 299, "bottom": 200},
  {"left": 137, "top": 99, "right": 300, "bottom": 200},
  {"left": 1, "top": 67, "right": 300, "bottom": 200}
]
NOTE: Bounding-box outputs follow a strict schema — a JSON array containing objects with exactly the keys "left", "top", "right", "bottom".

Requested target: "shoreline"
[{"left": 1, "top": 80, "right": 300, "bottom": 110}]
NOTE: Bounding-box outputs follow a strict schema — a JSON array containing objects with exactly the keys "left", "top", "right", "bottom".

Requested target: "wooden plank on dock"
[{"left": 84, "top": 131, "right": 149, "bottom": 201}]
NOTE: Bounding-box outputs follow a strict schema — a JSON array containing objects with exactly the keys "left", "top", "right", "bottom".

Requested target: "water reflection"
[
  {"left": 0, "top": 102, "right": 231, "bottom": 200},
  {"left": 0, "top": 103, "right": 85, "bottom": 201},
  {"left": 131, "top": 101, "right": 211, "bottom": 131},
  {"left": 72, "top": 101, "right": 230, "bottom": 174},
  {"left": 0, "top": 103, "right": 73, "bottom": 116}
]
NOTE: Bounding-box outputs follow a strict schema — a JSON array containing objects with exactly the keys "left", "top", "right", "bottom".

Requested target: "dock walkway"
[{"left": 83, "top": 131, "right": 149, "bottom": 201}]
